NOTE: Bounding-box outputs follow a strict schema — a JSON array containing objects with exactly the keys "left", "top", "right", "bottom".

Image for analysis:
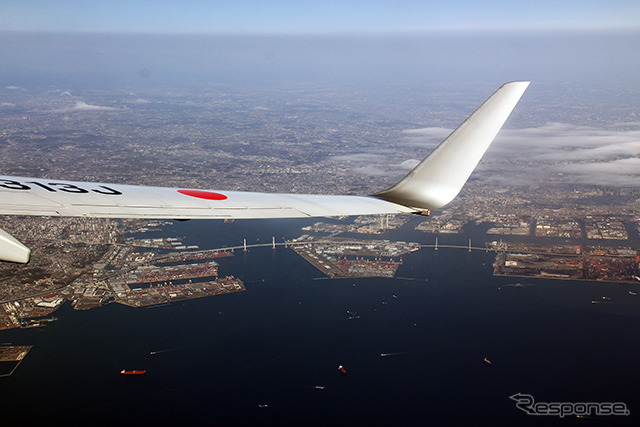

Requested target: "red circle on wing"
[{"left": 177, "top": 189, "right": 228, "bottom": 200}]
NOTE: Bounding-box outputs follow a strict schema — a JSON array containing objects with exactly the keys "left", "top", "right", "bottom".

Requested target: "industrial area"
[
  {"left": 0, "top": 345, "right": 32, "bottom": 378},
  {"left": 289, "top": 235, "right": 420, "bottom": 278},
  {"left": 3, "top": 213, "right": 640, "bottom": 332},
  {"left": 490, "top": 241, "right": 640, "bottom": 282},
  {"left": 0, "top": 218, "right": 246, "bottom": 331}
]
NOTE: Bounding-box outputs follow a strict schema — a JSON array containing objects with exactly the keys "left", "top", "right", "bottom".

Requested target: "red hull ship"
[{"left": 120, "top": 369, "right": 146, "bottom": 375}]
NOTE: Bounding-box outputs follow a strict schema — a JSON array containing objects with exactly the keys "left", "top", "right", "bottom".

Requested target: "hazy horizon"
[
  {"left": 3, "top": 0, "right": 639, "bottom": 34},
  {"left": 1, "top": 31, "right": 638, "bottom": 88},
  {"left": 1, "top": 29, "right": 639, "bottom": 189}
]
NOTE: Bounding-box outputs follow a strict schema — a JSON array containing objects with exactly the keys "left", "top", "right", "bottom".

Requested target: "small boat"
[
  {"left": 338, "top": 365, "right": 347, "bottom": 375},
  {"left": 120, "top": 369, "right": 146, "bottom": 375},
  {"left": 483, "top": 358, "right": 492, "bottom": 366},
  {"left": 315, "top": 386, "right": 325, "bottom": 390}
]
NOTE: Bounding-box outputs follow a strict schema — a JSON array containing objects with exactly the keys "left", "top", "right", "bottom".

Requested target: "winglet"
[
  {"left": 374, "top": 81, "right": 529, "bottom": 211},
  {"left": 0, "top": 227, "right": 31, "bottom": 263}
]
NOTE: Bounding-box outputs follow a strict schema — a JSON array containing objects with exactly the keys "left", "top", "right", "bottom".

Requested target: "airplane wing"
[{"left": 0, "top": 81, "right": 529, "bottom": 263}]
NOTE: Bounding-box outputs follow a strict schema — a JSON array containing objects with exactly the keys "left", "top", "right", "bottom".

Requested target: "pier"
[{"left": 0, "top": 345, "right": 32, "bottom": 378}]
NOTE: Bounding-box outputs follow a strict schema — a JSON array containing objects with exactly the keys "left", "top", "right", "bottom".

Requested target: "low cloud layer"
[
  {"left": 331, "top": 153, "right": 420, "bottom": 177},
  {"left": 490, "top": 123, "right": 640, "bottom": 186},
  {"left": 338, "top": 122, "right": 640, "bottom": 187},
  {"left": 71, "top": 101, "right": 120, "bottom": 111},
  {"left": 56, "top": 101, "right": 122, "bottom": 113}
]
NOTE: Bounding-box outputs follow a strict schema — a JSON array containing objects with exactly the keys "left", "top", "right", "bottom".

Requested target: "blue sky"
[{"left": 1, "top": 0, "right": 639, "bottom": 34}]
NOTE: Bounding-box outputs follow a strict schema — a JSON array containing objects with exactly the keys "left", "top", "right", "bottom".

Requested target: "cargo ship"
[{"left": 120, "top": 369, "right": 146, "bottom": 375}]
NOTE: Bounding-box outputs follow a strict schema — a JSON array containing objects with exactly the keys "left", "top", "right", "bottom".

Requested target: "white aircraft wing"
[
  {"left": 0, "top": 180, "right": 414, "bottom": 219},
  {"left": 0, "top": 81, "right": 529, "bottom": 263}
]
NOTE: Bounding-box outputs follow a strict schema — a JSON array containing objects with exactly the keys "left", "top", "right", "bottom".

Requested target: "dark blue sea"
[{"left": 2, "top": 217, "right": 639, "bottom": 426}]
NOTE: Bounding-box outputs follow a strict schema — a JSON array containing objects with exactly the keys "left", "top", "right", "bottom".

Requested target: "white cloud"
[
  {"left": 331, "top": 153, "right": 389, "bottom": 164},
  {"left": 339, "top": 122, "right": 640, "bottom": 187},
  {"left": 72, "top": 101, "right": 118, "bottom": 111},
  {"left": 401, "top": 127, "right": 451, "bottom": 148},
  {"left": 558, "top": 158, "right": 640, "bottom": 186},
  {"left": 55, "top": 101, "right": 122, "bottom": 113},
  {"left": 489, "top": 123, "right": 640, "bottom": 186},
  {"left": 399, "top": 159, "right": 420, "bottom": 170},
  {"left": 330, "top": 153, "right": 421, "bottom": 178}
]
